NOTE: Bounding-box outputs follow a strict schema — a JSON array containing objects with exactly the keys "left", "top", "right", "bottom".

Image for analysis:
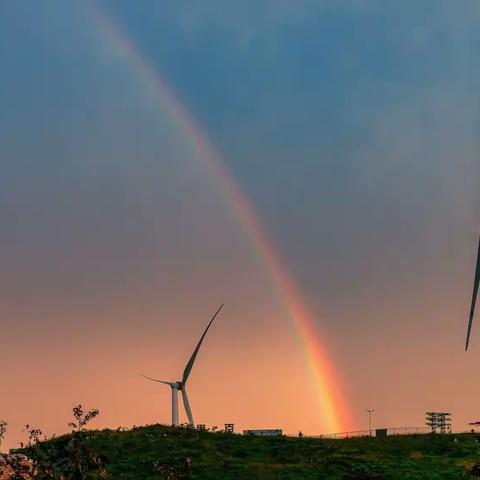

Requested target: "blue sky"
[{"left": 90, "top": 0, "right": 480, "bottom": 312}]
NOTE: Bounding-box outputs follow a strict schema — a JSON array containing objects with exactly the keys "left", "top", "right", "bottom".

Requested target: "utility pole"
[{"left": 366, "top": 409, "right": 375, "bottom": 436}]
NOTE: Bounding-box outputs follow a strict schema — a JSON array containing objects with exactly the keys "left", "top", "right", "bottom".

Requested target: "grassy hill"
[{"left": 12, "top": 424, "right": 480, "bottom": 479}]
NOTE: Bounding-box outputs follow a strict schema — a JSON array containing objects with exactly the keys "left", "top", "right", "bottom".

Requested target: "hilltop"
[{"left": 6, "top": 424, "right": 480, "bottom": 479}]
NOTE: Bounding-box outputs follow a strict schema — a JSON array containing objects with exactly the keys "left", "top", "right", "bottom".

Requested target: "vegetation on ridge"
[{"left": 3, "top": 408, "right": 480, "bottom": 479}]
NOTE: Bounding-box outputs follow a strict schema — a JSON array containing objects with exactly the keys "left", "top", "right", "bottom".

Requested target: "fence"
[{"left": 308, "top": 426, "right": 433, "bottom": 439}]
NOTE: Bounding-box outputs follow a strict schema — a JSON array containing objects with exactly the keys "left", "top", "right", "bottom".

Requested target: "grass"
[{"left": 21, "top": 424, "right": 480, "bottom": 479}]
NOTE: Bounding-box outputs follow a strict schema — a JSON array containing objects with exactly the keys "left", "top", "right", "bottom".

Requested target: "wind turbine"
[
  {"left": 465, "top": 234, "right": 480, "bottom": 350},
  {"left": 142, "top": 304, "right": 223, "bottom": 426}
]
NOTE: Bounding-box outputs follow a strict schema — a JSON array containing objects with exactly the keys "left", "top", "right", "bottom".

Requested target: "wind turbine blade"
[
  {"left": 466, "top": 234, "right": 480, "bottom": 350},
  {"left": 141, "top": 375, "right": 172, "bottom": 386},
  {"left": 182, "top": 304, "right": 223, "bottom": 384},
  {"left": 182, "top": 388, "right": 194, "bottom": 427}
]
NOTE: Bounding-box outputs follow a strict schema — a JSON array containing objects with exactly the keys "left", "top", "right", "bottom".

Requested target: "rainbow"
[{"left": 87, "top": 3, "right": 350, "bottom": 433}]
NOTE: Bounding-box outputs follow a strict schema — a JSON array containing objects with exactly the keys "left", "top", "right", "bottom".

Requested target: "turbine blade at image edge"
[
  {"left": 182, "top": 304, "right": 223, "bottom": 384},
  {"left": 466, "top": 234, "right": 480, "bottom": 350}
]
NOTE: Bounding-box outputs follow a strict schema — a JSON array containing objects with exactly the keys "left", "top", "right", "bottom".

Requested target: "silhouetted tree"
[
  {"left": 0, "top": 404, "right": 110, "bottom": 479},
  {"left": 68, "top": 406, "right": 99, "bottom": 433},
  {"left": 0, "top": 421, "right": 7, "bottom": 448}
]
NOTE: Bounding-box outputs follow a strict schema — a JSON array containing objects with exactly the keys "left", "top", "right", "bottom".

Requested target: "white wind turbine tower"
[{"left": 142, "top": 304, "right": 223, "bottom": 427}]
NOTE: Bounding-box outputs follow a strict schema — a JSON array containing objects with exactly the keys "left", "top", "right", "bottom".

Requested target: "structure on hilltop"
[{"left": 425, "top": 412, "right": 451, "bottom": 434}]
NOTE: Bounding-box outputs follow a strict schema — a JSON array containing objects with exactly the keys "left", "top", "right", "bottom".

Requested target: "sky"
[{"left": 0, "top": 0, "right": 479, "bottom": 450}]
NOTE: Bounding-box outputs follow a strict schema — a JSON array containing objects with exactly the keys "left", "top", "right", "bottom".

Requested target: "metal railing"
[{"left": 308, "top": 426, "right": 433, "bottom": 439}]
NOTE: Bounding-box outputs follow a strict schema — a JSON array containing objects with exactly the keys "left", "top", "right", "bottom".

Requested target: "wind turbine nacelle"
[{"left": 173, "top": 382, "right": 183, "bottom": 390}]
